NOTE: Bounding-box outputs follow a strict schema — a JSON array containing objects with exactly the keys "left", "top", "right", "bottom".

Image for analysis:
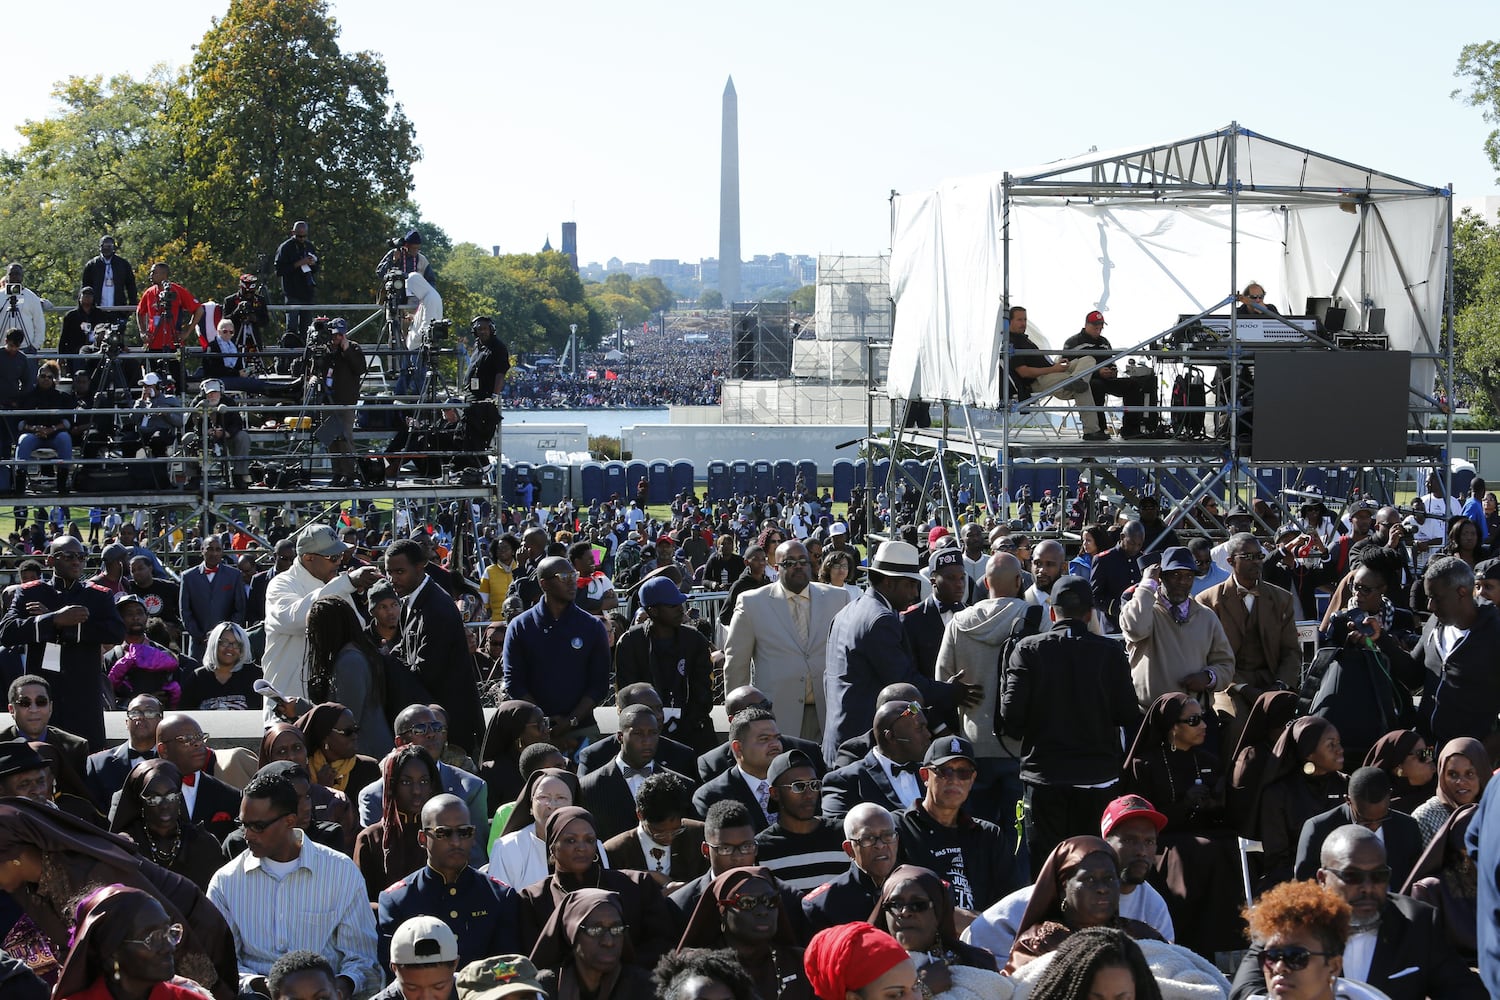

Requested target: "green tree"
[
  {"left": 1456, "top": 41, "right": 1500, "bottom": 182},
  {"left": 789, "top": 284, "right": 816, "bottom": 312},
  {"left": 632, "top": 276, "right": 674, "bottom": 314},
  {"left": 698, "top": 289, "right": 724, "bottom": 310},
  {"left": 177, "top": 0, "right": 418, "bottom": 301},
  {"left": 1452, "top": 208, "right": 1500, "bottom": 426}
]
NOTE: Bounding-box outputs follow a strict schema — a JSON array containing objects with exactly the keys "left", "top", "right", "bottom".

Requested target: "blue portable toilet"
[
  {"left": 648, "top": 461, "right": 672, "bottom": 503},
  {"left": 796, "top": 460, "right": 818, "bottom": 493},
  {"left": 854, "top": 459, "right": 867, "bottom": 490},
  {"left": 500, "top": 462, "right": 516, "bottom": 500},
  {"left": 707, "top": 461, "right": 730, "bottom": 500},
  {"left": 832, "top": 460, "right": 855, "bottom": 502},
  {"left": 537, "top": 464, "right": 568, "bottom": 506},
  {"left": 773, "top": 460, "right": 796, "bottom": 494},
  {"left": 513, "top": 462, "right": 534, "bottom": 505},
  {"left": 579, "top": 462, "right": 604, "bottom": 504},
  {"left": 626, "top": 461, "right": 649, "bottom": 499},
  {"left": 901, "top": 460, "right": 926, "bottom": 492},
  {"left": 752, "top": 460, "right": 774, "bottom": 497},
  {"left": 731, "top": 460, "right": 753, "bottom": 495},
  {"left": 603, "top": 461, "right": 627, "bottom": 500},
  {"left": 671, "top": 460, "right": 694, "bottom": 497},
  {"left": 872, "top": 459, "right": 891, "bottom": 496}
]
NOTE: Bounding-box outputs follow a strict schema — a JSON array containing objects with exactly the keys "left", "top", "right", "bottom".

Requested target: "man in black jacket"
[
  {"left": 80, "top": 235, "right": 138, "bottom": 312},
  {"left": 901, "top": 547, "right": 968, "bottom": 679},
  {"left": 579, "top": 704, "right": 693, "bottom": 841},
  {"left": 273, "top": 220, "right": 319, "bottom": 339},
  {"left": 1001, "top": 574, "right": 1139, "bottom": 876},
  {"left": 575, "top": 683, "right": 700, "bottom": 779},
  {"left": 802, "top": 802, "right": 900, "bottom": 932},
  {"left": 696, "top": 685, "right": 825, "bottom": 782},
  {"left": 1293, "top": 767, "right": 1422, "bottom": 887},
  {"left": 822, "top": 698, "right": 931, "bottom": 821},
  {"left": 1417, "top": 556, "right": 1500, "bottom": 749},
  {"left": 1061, "top": 310, "right": 1164, "bottom": 439},
  {"left": 612, "top": 577, "right": 714, "bottom": 751},
  {"left": 1230, "top": 825, "right": 1483, "bottom": 1000},
  {"left": 895, "top": 735, "right": 1011, "bottom": 913}
]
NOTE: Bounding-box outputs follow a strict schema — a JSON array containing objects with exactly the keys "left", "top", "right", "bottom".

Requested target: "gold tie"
[{"left": 789, "top": 592, "right": 810, "bottom": 642}]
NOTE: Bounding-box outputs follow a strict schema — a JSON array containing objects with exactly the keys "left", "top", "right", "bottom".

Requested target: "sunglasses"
[
  {"left": 1257, "top": 946, "right": 1338, "bottom": 971},
  {"left": 236, "top": 812, "right": 292, "bottom": 833},
  {"left": 578, "top": 923, "right": 628, "bottom": 939},
  {"left": 1350, "top": 582, "right": 1380, "bottom": 594},
  {"left": 170, "top": 733, "right": 209, "bottom": 747},
  {"left": 1322, "top": 866, "right": 1391, "bottom": 887},
  {"left": 142, "top": 792, "right": 182, "bottom": 808},
  {"left": 896, "top": 702, "right": 924, "bottom": 722},
  {"left": 777, "top": 778, "right": 822, "bottom": 794},
  {"left": 932, "top": 765, "right": 977, "bottom": 782},
  {"left": 881, "top": 897, "right": 933, "bottom": 916},
  {"left": 1178, "top": 714, "right": 1206, "bottom": 728},
  {"left": 424, "top": 824, "right": 477, "bottom": 840},
  {"left": 720, "top": 893, "right": 777, "bottom": 912},
  {"left": 331, "top": 726, "right": 361, "bottom": 737},
  {"left": 11, "top": 695, "right": 49, "bottom": 709},
  {"left": 126, "top": 709, "right": 163, "bottom": 721},
  {"left": 125, "top": 923, "right": 184, "bottom": 952},
  {"left": 1410, "top": 747, "right": 1435, "bottom": 763},
  {"left": 399, "top": 722, "right": 446, "bottom": 737}
]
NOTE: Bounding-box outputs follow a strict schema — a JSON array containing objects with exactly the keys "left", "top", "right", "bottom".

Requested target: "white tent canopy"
[{"left": 888, "top": 124, "right": 1452, "bottom": 411}]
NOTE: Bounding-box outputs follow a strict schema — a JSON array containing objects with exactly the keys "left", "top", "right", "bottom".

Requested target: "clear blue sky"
[{"left": 4, "top": 1, "right": 1495, "bottom": 264}]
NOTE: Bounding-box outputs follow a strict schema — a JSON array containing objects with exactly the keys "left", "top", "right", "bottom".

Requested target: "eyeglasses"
[
  {"left": 708, "top": 841, "right": 758, "bottom": 857},
  {"left": 720, "top": 893, "right": 777, "bottom": 912},
  {"left": 1178, "top": 714, "right": 1206, "bottom": 728},
  {"left": 398, "top": 722, "right": 446, "bottom": 737},
  {"left": 331, "top": 726, "right": 361, "bottom": 737},
  {"left": 1409, "top": 747, "right": 1435, "bottom": 763},
  {"left": 543, "top": 572, "right": 579, "bottom": 583},
  {"left": 169, "top": 733, "right": 209, "bottom": 747},
  {"left": 1257, "top": 946, "right": 1338, "bottom": 971},
  {"left": 1350, "top": 582, "right": 1379, "bottom": 594},
  {"left": 849, "top": 830, "right": 899, "bottom": 849},
  {"left": 896, "top": 702, "right": 924, "bottom": 722},
  {"left": 11, "top": 695, "right": 50, "bottom": 709},
  {"left": 124, "top": 924, "right": 184, "bottom": 952},
  {"left": 1322, "top": 866, "right": 1391, "bottom": 886},
  {"left": 881, "top": 897, "right": 933, "bottom": 915},
  {"left": 578, "top": 923, "right": 628, "bottom": 939},
  {"left": 932, "top": 765, "right": 976, "bottom": 781},
  {"left": 779, "top": 558, "right": 810, "bottom": 567},
  {"left": 126, "top": 709, "right": 163, "bottom": 721},
  {"left": 236, "top": 812, "right": 292, "bottom": 833},
  {"left": 51, "top": 551, "right": 85, "bottom": 560},
  {"left": 777, "top": 778, "right": 823, "bottom": 794},
  {"left": 142, "top": 792, "right": 182, "bottom": 808},
  {"left": 424, "top": 824, "right": 477, "bottom": 840},
  {"left": 1233, "top": 551, "right": 1265, "bottom": 562}
]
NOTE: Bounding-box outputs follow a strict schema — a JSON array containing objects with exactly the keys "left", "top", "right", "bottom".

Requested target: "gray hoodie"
[{"left": 934, "top": 597, "right": 1030, "bottom": 758}]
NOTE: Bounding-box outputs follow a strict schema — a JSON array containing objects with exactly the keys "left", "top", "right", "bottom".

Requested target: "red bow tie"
[{"left": 181, "top": 772, "right": 197, "bottom": 787}]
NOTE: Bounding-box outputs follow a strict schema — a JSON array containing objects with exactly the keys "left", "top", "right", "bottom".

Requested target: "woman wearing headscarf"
[
  {"left": 803, "top": 922, "right": 915, "bottom": 1000},
  {"left": 294, "top": 702, "right": 380, "bottom": 799},
  {"left": 52, "top": 885, "right": 204, "bottom": 1000},
  {"left": 867, "top": 865, "right": 1002, "bottom": 1000},
  {"left": 1411, "top": 737, "right": 1491, "bottom": 847},
  {"left": 110, "top": 759, "right": 225, "bottom": 892},
  {"left": 528, "top": 888, "right": 654, "bottom": 1000},
  {"left": 1007, "top": 837, "right": 1164, "bottom": 973},
  {"left": 352, "top": 744, "right": 441, "bottom": 900},
  {"left": 258, "top": 721, "right": 354, "bottom": 848},
  {"left": 1401, "top": 801, "right": 1478, "bottom": 964},
  {"left": 1254, "top": 716, "right": 1347, "bottom": 891},
  {"left": 0, "top": 799, "right": 237, "bottom": 998},
  {"left": 1226, "top": 690, "right": 1299, "bottom": 837},
  {"left": 516, "top": 807, "right": 671, "bottom": 969},
  {"left": 1362, "top": 729, "right": 1437, "bottom": 814},
  {"left": 477, "top": 700, "right": 551, "bottom": 808},
  {"left": 678, "top": 867, "right": 813, "bottom": 1000},
  {"left": 1122, "top": 693, "right": 1243, "bottom": 958},
  {"left": 489, "top": 767, "right": 583, "bottom": 891}
]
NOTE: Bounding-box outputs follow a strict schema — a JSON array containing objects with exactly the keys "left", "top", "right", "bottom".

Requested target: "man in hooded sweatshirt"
[{"left": 933, "top": 551, "right": 1038, "bottom": 887}]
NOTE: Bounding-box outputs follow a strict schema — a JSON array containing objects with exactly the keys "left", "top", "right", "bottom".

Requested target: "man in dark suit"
[
  {"left": 600, "top": 772, "right": 707, "bottom": 891},
  {"left": 822, "top": 699, "right": 931, "bottom": 821},
  {"left": 1089, "top": 520, "right": 1145, "bottom": 631},
  {"left": 246, "top": 538, "right": 296, "bottom": 629},
  {"left": 580, "top": 705, "right": 693, "bottom": 841},
  {"left": 136, "top": 712, "right": 241, "bottom": 843},
  {"left": 691, "top": 707, "right": 782, "bottom": 833},
  {"left": 696, "top": 685, "right": 824, "bottom": 782},
  {"left": 576, "top": 683, "right": 701, "bottom": 780},
  {"left": 902, "top": 548, "right": 969, "bottom": 678},
  {"left": 828, "top": 682, "right": 925, "bottom": 768},
  {"left": 83, "top": 693, "right": 161, "bottom": 810},
  {"left": 666, "top": 799, "right": 807, "bottom": 940},
  {"left": 80, "top": 235, "right": 138, "bottom": 311},
  {"left": 3, "top": 674, "right": 90, "bottom": 779},
  {"left": 1293, "top": 767, "right": 1422, "bottom": 886},
  {"left": 1416, "top": 556, "right": 1500, "bottom": 749},
  {"left": 386, "top": 538, "right": 484, "bottom": 759},
  {"left": 179, "top": 536, "right": 245, "bottom": 662},
  {"left": 822, "top": 541, "right": 980, "bottom": 765},
  {"left": 1231, "top": 824, "right": 1483, "bottom": 1000},
  {"left": 273, "top": 220, "right": 319, "bottom": 339}
]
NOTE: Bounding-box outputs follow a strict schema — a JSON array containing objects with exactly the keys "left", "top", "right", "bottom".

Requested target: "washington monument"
[{"left": 719, "top": 76, "right": 741, "bottom": 303}]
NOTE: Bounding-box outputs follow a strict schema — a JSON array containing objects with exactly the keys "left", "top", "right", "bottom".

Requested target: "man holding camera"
[
  {"left": 195, "top": 378, "right": 252, "bottom": 491},
  {"left": 81, "top": 235, "right": 138, "bottom": 312},
  {"left": 59, "top": 287, "right": 113, "bottom": 378},
  {"left": 2, "top": 264, "right": 48, "bottom": 354},
  {"left": 377, "top": 230, "right": 442, "bottom": 396},
  {"left": 133, "top": 372, "right": 184, "bottom": 489},
  {"left": 135, "top": 262, "right": 203, "bottom": 353},
  {"left": 312, "top": 318, "right": 367, "bottom": 489},
  {"left": 222, "top": 273, "right": 272, "bottom": 352},
  {"left": 273, "top": 220, "right": 319, "bottom": 340}
]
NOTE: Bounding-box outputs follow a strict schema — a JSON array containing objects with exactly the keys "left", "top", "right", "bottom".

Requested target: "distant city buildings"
[{"left": 579, "top": 253, "right": 816, "bottom": 299}]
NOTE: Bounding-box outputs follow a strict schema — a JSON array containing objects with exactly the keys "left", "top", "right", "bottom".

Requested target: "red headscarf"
[{"left": 803, "top": 923, "right": 910, "bottom": 1000}]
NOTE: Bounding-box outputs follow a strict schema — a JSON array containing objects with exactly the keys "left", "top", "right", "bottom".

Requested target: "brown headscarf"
[
  {"left": 529, "top": 887, "right": 632, "bottom": 970},
  {"left": 542, "top": 806, "right": 599, "bottom": 877},
  {"left": 1363, "top": 730, "right": 1434, "bottom": 812},
  {"left": 256, "top": 722, "right": 307, "bottom": 769},
  {"left": 1402, "top": 802, "right": 1477, "bottom": 894},
  {"left": 868, "top": 864, "right": 998, "bottom": 973},
  {"left": 679, "top": 866, "right": 798, "bottom": 950},
  {"left": 1259, "top": 717, "right": 1341, "bottom": 789},
  {"left": 293, "top": 702, "right": 349, "bottom": 757},
  {"left": 52, "top": 885, "right": 173, "bottom": 998},
  {"left": 1435, "top": 737, "right": 1492, "bottom": 810},
  {"left": 479, "top": 700, "right": 546, "bottom": 806},
  {"left": 1228, "top": 691, "right": 1299, "bottom": 834},
  {"left": 1013, "top": 837, "right": 1120, "bottom": 944},
  {"left": 501, "top": 766, "right": 581, "bottom": 837},
  {"left": 109, "top": 758, "right": 188, "bottom": 834},
  {"left": 1125, "top": 692, "right": 1196, "bottom": 764}
]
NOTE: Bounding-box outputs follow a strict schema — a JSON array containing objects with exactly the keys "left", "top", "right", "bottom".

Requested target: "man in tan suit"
[
  {"left": 723, "top": 539, "right": 850, "bottom": 740},
  {"left": 1196, "top": 530, "right": 1302, "bottom": 745}
]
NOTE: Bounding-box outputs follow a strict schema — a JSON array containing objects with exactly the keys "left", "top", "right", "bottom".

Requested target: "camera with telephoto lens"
[
  {"left": 426, "top": 319, "right": 451, "bottom": 343},
  {"left": 94, "top": 316, "right": 131, "bottom": 356},
  {"left": 383, "top": 269, "right": 407, "bottom": 307},
  {"left": 307, "top": 316, "right": 337, "bottom": 350}
]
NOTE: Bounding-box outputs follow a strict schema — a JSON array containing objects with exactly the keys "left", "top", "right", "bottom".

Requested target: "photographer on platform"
[
  {"left": 466, "top": 316, "right": 510, "bottom": 401},
  {"left": 1062, "top": 310, "right": 1165, "bottom": 440},
  {"left": 133, "top": 372, "right": 184, "bottom": 488},
  {"left": 58, "top": 286, "right": 114, "bottom": 378},
  {"left": 204, "top": 318, "right": 298, "bottom": 398},
  {"left": 134, "top": 262, "right": 203, "bottom": 353},
  {"left": 193, "top": 377, "right": 251, "bottom": 490},
  {"left": 273, "top": 220, "right": 319, "bottom": 340},
  {"left": 376, "top": 230, "right": 442, "bottom": 395},
  {"left": 222, "top": 273, "right": 271, "bottom": 352},
  {"left": 2, "top": 263, "right": 48, "bottom": 353},
  {"left": 310, "top": 317, "right": 366, "bottom": 489},
  {"left": 13, "top": 361, "right": 76, "bottom": 495},
  {"left": 81, "top": 235, "right": 138, "bottom": 311}
]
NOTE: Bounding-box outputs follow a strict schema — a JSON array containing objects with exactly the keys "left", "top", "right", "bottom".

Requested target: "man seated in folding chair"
[{"left": 1003, "top": 305, "right": 1107, "bottom": 441}]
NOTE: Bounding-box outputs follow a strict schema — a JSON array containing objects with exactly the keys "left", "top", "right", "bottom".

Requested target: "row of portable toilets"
[{"left": 499, "top": 457, "right": 1399, "bottom": 509}]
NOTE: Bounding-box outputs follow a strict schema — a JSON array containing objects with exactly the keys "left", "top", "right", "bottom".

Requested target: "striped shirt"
[
  {"left": 755, "top": 819, "right": 850, "bottom": 893},
  {"left": 207, "top": 830, "right": 380, "bottom": 998}
]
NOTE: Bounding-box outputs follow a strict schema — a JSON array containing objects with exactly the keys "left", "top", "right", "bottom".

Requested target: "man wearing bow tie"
[
  {"left": 84, "top": 693, "right": 162, "bottom": 810},
  {"left": 821, "top": 698, "right": 933, "bottom": 821},
  {"left": 579, "top": 704, "right": 693, "bottom": 841},
  {"left": 180, "top": 537, "right": 245, "bottom": 662},
  {"left": 1195, "top": 532, "right": 1300, "bottom": 748}
]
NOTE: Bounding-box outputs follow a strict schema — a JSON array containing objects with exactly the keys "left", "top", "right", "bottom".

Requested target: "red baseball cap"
[
  {"left": 1085, "top": 310, "right": 1107, "bottom": 325},
  {"left": 1100, "top": 794, "right": 1168, "bottom": 837},
  {"left": 927, "top": 526, "right": 950, "bottom": 547}
]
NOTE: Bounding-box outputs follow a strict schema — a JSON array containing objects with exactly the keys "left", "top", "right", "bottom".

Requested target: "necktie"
[
  {"left": 622, "top": 764, "right": 653, "bottom": 780},
  {"left": 649, "top": 847, "right": 666, "bottom": 871},
  {"left": 892, "top": 761, "right": 921, "bottom": 777},
  {"left": 939, "top": 601, "right": 964, "bottom": 614},
  {"left": 181, "top": 772, "right": 197, "bottom": 787},
  {"left": 788, "top": 592, "right": 809, "bottom": 642},
  {"left": 756, "top": 780, "right": 773, "bottom": 815}
]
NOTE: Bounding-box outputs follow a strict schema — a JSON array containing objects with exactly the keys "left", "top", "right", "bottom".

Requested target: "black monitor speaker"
[{"left": 1251, "top": 351, "right": 1409, "bottom": 463}]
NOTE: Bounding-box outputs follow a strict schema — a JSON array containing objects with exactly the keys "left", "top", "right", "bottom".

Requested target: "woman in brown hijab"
[
  {"left": 477, "top": 700, "right": 551, "bottom": 808},
  {"left": 529, "top": 888, "right": 654, "bottom": 1000},
  {"left": 1362, "top": 729, "right": 1438, "bottom": 815},
  {"left": 110, "top": 759, "right": 225, "bottom": 891},
  {"left": 52, "top": 885, "right": 205, "bottom": 1000},
  {"left": 1411, "top": 737, "right": 1491, "bottom": 847},
  {"left": 258, "top": 721, "right": 354, "bottom": 847},
  {"left": 679, "top": 867, "right": 812, "bottom": 1000},
  {"left": 1254, "top": 716, "right": 1347, "bottom": 891},
  {"left": 295, "top": 701, "right": 380, "bottom": 799},
  {"left": 1225, "top": 690, "right": 1298, "bottom": 836},
  {"left": 1402, "top": 802, "right": 1478, "bottom": 964},
  {"left": 0, "top": 799, "right": 237, "bottom": 998},
  {"left": 516, "top": 806, "right": 673, "bottom": 969},
  {"left": 1006, "top": 837, "right": 1163, "bottom": 973}
]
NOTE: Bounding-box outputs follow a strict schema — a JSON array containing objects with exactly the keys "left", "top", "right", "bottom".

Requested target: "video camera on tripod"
[
  {"left": 424, "top": 318, "right": 451, "bottom": 344},
  {"left": 3, "top": 282, "right": 20, "bottom": 299},
  {"left": 382, "top": 269, "right": 407, "bottom": 309},
  {"left": 88, "top": 315, "right": 133, "bottom": 357}
]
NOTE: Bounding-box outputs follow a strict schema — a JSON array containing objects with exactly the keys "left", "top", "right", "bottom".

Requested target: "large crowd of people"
[
  {"left": 0, "top": 469, "right": 1496, "bottom": 999},
  {"left": 503, "top": 326, "right": 728, "bottom": 410}
]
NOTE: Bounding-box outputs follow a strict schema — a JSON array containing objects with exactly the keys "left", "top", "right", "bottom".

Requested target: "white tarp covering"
[{"left": 889, "top": 127, "right": 1449, "bottom": 409}]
